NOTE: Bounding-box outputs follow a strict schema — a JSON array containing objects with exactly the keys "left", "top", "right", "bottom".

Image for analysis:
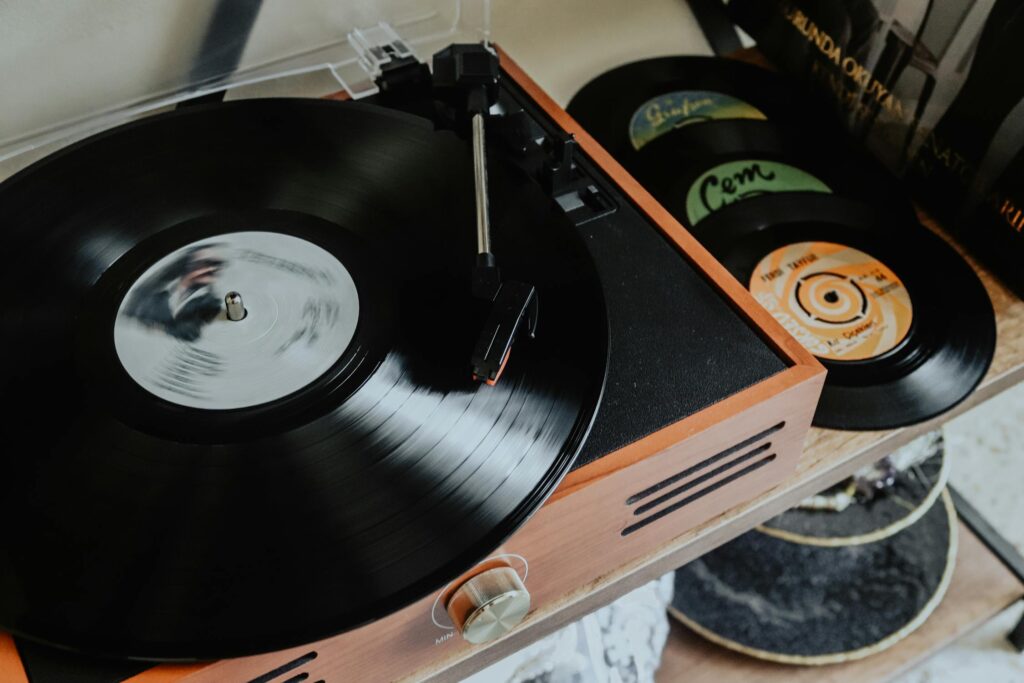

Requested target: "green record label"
[
  {"left": 628, "top": 90, "right": 766, "bottom": 150},
  {"left": 685, "top": 159, "right": 832, "bottom": 224}
]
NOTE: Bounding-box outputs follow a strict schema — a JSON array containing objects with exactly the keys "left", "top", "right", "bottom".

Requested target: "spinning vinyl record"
[
  {"left": 567, "top": 56, "right": 826, "bottom": 164},
  {"left": 690, "top": 193, "right": 994, "bottom": 430},
  {"left": 0, "top": 99, "right": 606, "bottom": 659},
  {"left": 670, "top": 490, "right": 957, "bottom": 665}
]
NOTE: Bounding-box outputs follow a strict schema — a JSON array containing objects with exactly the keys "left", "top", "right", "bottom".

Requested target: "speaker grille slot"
[
  {"left": 633, "top": 442, "right": 772, "bottom": 515},
  {"left": 621, "top": 454, "right": 776, "bottom": 536},
  {"left": 626, "top": 421, "right": 784, "bottom": 505},
  {"left": 248, "top": 651, "right": 318, "bottom": 683}
]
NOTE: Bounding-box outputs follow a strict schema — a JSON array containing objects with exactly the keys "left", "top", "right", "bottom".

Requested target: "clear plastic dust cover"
[{"left": 0, "top": 0, "right": 490, "bottom": 163}]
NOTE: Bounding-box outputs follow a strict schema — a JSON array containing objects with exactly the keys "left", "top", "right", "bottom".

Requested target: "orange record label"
[{"left": 749, "top": 242, "right": 913, "bottom": 362}]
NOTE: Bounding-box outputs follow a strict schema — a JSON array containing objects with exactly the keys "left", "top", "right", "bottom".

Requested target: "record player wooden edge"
[
  {"left": 553, "top": 363, "right": 822, "bottom": 499},
  {"left": 0, "top": 634, "right": 27, "bottom": 683}
]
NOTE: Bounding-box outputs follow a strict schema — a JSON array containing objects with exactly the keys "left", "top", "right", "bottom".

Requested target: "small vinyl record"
[
  {"left": 757, "top": 431, "right": 948, "bottom": 546},
  {"left": 630, "top": 118, "right": 916, "bottom": 228},
  {"left": 567, "top": 56, "right": 830, "bottom": 166},
  {"left": 689, "top": 193, "right": 995, "bottom": 430},
  {"left": 670, "top": 489, "right": 957, "bottom": 665},
  {"left": 0, "top": 98, "right": 607, "bottom": 659},
  {"left": 567, "top": 56, "right": 914, "bottom": 228}
]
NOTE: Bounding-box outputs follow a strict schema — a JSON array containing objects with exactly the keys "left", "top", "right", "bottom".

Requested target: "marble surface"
[
  {"left": 672, "top": 497, "right": 954, "bottom": 662},
  {"left": 893, "top": 383, "right": 1024, "bottom": 682}
]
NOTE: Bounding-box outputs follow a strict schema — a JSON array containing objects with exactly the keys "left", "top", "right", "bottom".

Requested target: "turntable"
[{"left": 0, "top": 2, "right": 823, "bottom": 681}]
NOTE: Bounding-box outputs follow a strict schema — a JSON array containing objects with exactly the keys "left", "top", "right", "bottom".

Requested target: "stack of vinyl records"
[
  {"left": 569, "top": 57, "right": 996, "bottom": 431},
  {"left": 669, "top": 433, "right": 955, "bottom": 664}
]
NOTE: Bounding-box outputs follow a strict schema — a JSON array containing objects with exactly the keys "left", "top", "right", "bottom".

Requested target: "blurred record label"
[
  {"left": 629, "top": 91, "right": 766, "bottom": 149},
  {"left": 749, "top": 242, "right": 913, "bottom": 362},
  {"left": 114, "top": 231, "right": 359, "bottom": 409},
  {"left": 686, "top": 159, "right": 831, "bottom": 224}
]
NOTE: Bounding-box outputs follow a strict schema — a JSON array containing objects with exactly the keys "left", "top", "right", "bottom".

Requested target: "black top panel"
[
  {"left": 571, "top": 197, "right": 787, "bottom": 466},
  {"left": 496, "top": 73, "right": 787, "bottom": 468}
]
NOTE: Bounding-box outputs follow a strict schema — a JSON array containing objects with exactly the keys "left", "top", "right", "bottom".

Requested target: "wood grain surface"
[{"left": 0, "top": 635, "right": 28, "bottom": 683}]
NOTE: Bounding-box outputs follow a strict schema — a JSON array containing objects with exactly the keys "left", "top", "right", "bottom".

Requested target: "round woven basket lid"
[
  {"left": 671, "top": 489, "right": 957, "bottom": 665},
  {"left": 757, "top": 432, "right": 947, "bottom": 547}
]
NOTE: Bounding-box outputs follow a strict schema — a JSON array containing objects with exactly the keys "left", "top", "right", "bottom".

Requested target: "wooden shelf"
[
  {"left": 423, "top": 214, "right": 1024, "bottom": 682},
  {"left": 656, "top": 523, "right": 1024, "bottom": 682}
]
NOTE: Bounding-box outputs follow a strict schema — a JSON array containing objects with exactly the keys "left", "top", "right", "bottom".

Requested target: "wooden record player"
[{"left": 0, "top": 40, "right": 823, "bottom": 682}]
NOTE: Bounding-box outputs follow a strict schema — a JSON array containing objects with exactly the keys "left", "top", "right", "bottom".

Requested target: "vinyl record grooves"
[
  {"left": 0, "top": 99, "right": 606, "bottom": 659},
  {"left": 691, "top": 193, "right": 995, "bottom": 429}
]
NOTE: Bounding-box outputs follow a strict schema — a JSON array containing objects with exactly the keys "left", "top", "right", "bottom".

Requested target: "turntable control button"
[{"left": 445, "top": 566, "right": 530, "bottom": 644}]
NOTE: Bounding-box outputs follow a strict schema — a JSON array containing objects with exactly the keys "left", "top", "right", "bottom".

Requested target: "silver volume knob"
[{"left": 446, "top": 566, "right": 530, "bottom": 644}]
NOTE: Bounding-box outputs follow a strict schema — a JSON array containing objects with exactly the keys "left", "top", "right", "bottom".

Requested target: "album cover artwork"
[{"left": 730, "top": 0, "right": 1024, "bottom": 298}]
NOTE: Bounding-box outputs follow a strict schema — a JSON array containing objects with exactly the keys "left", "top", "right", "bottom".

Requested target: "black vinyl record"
[
  {"left": 690, "top": 193, "right": 994, "bottom": 430},
  {"left": 0, "top": 99, "right": 606, "bottom": 659},
  {"left": 670, "top": 490, "right": 957, "bottom": 664},
  {"left": 567, "top": 56, "right": 829, "bottom": 168},
  {"left": 567, "top": 56, "right": 914, "bottom": 229},
  {"left": 631, "top": 118, "right": 916, "bottom": 229}
]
